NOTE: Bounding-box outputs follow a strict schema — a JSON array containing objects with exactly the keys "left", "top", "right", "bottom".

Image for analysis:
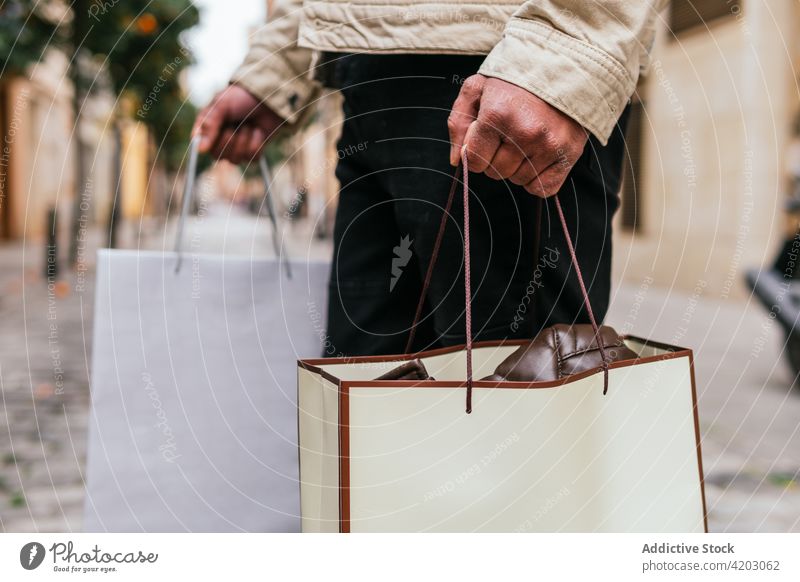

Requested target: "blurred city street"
[
  {"left": 2, "top": 0, "right": 800, "bottom": 561},
  {"left": 1, "top": 202, "right": 798, "bottom": 533},
  {"left": 606, "top": 279, "right": 800, "bottom": 533},
  {"left": 0, "top": 200, "right": 330, "bottom": 532}
]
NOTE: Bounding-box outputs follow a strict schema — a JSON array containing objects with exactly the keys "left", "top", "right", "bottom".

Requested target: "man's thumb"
[
  {"left": 448, "top": 77, "right": 484, "bottom": 166},
  {"left": 195, "top": 103, "right": 224, "bottom": 154}
]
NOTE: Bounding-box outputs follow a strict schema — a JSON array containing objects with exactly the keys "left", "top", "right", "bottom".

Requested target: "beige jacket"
[{"left": 231, "top": 1, "right": 666, "bottom": 144}]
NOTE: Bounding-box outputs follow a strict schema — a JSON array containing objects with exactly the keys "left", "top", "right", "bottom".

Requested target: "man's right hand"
[{"left": 193, "top": 84, "right": 284, "bottom": 164}]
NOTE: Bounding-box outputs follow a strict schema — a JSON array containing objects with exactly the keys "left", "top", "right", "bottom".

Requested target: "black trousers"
[{"left": 325, "top": 54, "right": 629, "bottom": 357}]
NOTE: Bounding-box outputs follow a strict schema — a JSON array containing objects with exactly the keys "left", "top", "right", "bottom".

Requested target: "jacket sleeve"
[
  {"left": 478, "top": 0, "right": 668, "bottom": 144},
  {"left": 230, "top": 0, "right": 320, "bottom": 125}
]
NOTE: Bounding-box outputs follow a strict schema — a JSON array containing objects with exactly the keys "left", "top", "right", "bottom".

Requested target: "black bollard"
[{"left": 45, "top": 206, "right": 58, "bottom": 281}]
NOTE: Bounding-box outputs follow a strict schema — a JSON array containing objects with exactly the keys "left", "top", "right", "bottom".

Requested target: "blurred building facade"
[
  {"left": 0, "top": 49, "right": 152, "bottom": 243},
  {"left": 613, "top": 0, "right": 800, "bottom": 298},
  {"left": 261, "top": 0, "right": 341, "bottom": 237},
  {"left": 266, "top": 0, "right": 800, "bottom": 297},
  {"left": 5, "top": 0, "right": 796, "bottom": 295}
]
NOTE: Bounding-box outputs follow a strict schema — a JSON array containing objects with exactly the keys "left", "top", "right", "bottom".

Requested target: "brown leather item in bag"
[
  {"left": 481, "top": 324, "right": 638, "bottom": 383},
  {"left": 375, "top": 359, "right": 433, "bottom": 381},
  {"left": 405, "top": 152, "right": 631, "bottom": 409}
]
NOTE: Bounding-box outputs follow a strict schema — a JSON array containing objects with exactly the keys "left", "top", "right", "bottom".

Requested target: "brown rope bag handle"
[{"left": 405, "top": 148, "right": 609, "bottom": 414}]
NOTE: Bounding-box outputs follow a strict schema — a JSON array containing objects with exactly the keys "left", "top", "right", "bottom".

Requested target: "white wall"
[{"left": 613, "top": 0, "right": 800, "bottom": 299}]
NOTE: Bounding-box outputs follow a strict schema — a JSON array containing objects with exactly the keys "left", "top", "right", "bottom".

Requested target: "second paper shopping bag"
[{"left": 84, "top": 138, "right": 328, "bottom": 531}]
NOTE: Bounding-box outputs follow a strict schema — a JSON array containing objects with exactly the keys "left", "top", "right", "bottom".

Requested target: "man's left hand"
[{"left": 448, "top": 74, "right": 589, "bottom": 198}]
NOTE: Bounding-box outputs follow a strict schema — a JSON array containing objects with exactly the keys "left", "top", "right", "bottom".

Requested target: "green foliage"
[
  {"left": 0, "top": 1, "right": 60, "bottom": 74},
  {"left": 9, "top": 490, "right": 26, "bottom": 508},
  {"left": 1, "top": 1, "right": 200, "bottom": 170},
  {"left": 144, "top": 81, "right": 200, "bottom": 171},
  {"left": 81, "top": 0, "right": 200, "bottom": 171},
  {"left": 767, "top": 472, "right": 798, "bottom": 489},
  {"left": 83, "top": 0, "right": 198, "bottom": 98}
]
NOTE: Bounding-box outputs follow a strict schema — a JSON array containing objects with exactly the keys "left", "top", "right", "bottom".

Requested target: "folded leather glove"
[
  {"left": 376, "top": 359, "right": 433, "bottom": 381},
  {"left": 481, "top": 324, "right": 638, "bottom": 382}
]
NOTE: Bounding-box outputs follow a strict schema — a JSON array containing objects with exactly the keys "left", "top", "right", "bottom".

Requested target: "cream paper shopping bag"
[
  {"left": 297, "top": 338, "right": 706, "bottom": 532},
  {"left": 296, "top": 153, "right": 706, "bottom": 533}
]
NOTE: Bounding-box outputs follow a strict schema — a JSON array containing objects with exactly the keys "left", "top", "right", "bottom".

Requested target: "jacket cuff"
[
  {"left": 230, "top": 56, "right": 317, "bottom": 126},
  {"left": 479, "top": 19, "right": 634, "bottom": 145}
]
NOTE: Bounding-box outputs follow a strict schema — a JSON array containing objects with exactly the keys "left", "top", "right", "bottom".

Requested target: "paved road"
[
  {"left": 606, "top": 277, "right": 800, "bottom": 532},
  {"left": 0, "top": 203, "right": 798, "bottom": 532}
]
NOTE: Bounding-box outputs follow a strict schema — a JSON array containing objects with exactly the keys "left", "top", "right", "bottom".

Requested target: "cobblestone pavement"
[
  {"left": 1, "top": 203, "right": 798, "bottom": 532},
  {"left": 0, "top": 234, "right": 94, "bottom": 532}
]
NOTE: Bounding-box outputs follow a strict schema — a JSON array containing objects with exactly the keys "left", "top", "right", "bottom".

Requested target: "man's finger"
[
  {"left": 247, "top": 127, "right": 268, "bottom": 161},
  {"left": 448, "top": 107, "right": 477, "bottom": 166},
  {"left": 523, "top": 163, "right": 568, "bottom": 198},
  {"left": 211, "top": 127, "right": 236, "bottom": 161},
  {"left": 485, "top": 142, "right": 523, "bottom": 181},
  {"left": 230, "top": 127, "right": 253, "bottom": 164},
  {"left": 448, "top": 79, "right": 483, "bottom": 166},
  {"left": 508, "top": 151, "right": 554, "bottom": 186},
  {"left": 463, "top": 119, "right": 501, "bottom": 174},
  {"left": 196, "top": 101, "right": 225, "bottom": 154}
]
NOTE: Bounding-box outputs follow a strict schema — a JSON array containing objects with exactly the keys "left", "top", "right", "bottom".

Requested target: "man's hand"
[
  {"left": 193, "top": 84, "right": 284, "bottom": 164},
  {"left": 448, "top": 74, "right": 588, "bottom": 197}
]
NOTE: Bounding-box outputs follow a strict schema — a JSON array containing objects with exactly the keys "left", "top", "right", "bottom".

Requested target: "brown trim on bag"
[
  {"left": 295, "top": 369, "right": 304, "bottom": 528},
  {"left": 339, "top": 384, "right": 351, "bottom": 533},
  {"left": 306, "top": 338, "right": 704, "bottom": 533},
  {"left": 298, "top": 364, "right": 347, "bottom": 386},
  {"left": 625, "top": 335, "right": 689, "bottom": 354},
  {"left": 298, "top": 339, "right": 526, "bottom": 386},
  {"left": 306, "top": 350, "right": 692, "bottom": 391},
  {"left": 342, "top": 351, "right": 691, "bottom": 390},
  {"left": 688, "top": 352, "right": 709, "bottom": 533},
  {"left": 299, "top": 335, "right": 688, "bottom": 371},
  {"left": 300, "top": 339, "right": 524, "bottom": 369}
]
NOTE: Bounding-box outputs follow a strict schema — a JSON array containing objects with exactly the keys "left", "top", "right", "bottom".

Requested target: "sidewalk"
[
  {"left": 0, "top": 234, "right": 95, "bottom": 531},
  {"left": 606, "top": 279, "right": 800, "bottom": 532},
  {"left": 0, "top": 202, "right": 329, "bottom": 532},
  {"left": 1, "top": 204, "right": 798, "bottom": 532}
]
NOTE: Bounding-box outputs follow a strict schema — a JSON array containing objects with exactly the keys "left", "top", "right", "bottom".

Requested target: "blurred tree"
[
  {"left": 81, "top": 0, "right": 200, "bottom": 170},
  {"left": 1, "top": 1, "right": 200, "bottom": 255},
  {"left": 0, "top": 1, "right": 60, "bottom": 74},
  {"left": 66, "top": 0, "right": 200, "bottom": 255}
]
